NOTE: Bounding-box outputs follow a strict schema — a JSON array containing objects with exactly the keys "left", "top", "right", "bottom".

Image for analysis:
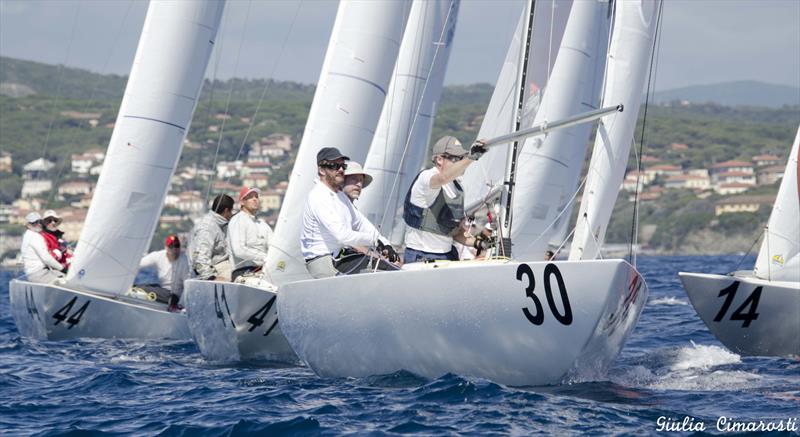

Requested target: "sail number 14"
[{"left": 517, "top": 263, "right": 573, "bottom": 326}]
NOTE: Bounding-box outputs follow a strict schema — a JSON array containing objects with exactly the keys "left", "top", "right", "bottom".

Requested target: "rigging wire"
[
  {"left": 628, "top": 0, "right": 665, "bottom": 266},
  {"left": 204, "top": 0, "right": 254, "bottom": 203},
  {"left": 732, "top": 228, "right": 765, "bottom": 274},
  {"left": 44, "top": 0, "right": 136, "bottom": 209},
  {"left": 221, "top": 0, "right": 305, "bottom": 190},
  {"left": 519, "top": 175, "right": 587, "bottom": 255}
]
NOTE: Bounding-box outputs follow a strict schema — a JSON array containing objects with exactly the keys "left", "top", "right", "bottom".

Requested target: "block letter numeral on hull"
[
  {"left": 517, "top": 263, "right": 573, "bottom": 326},
  {"left": 214, "top": 286, "right": 236, "bottom": 328},
  {"left": 52, "top": 297, "right": 90, "bottom": 329},
  {"left": 25, "top": 287, "right": 41, "bottom": 321},
  {"left": 714, "top": 281, "right": 761, "bottom": 328},
  {"left": 246, "top": 296, "right": 278, "bottom": 337}
]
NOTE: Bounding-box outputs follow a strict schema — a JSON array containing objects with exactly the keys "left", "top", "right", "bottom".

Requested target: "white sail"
[
  {"left": 264, "top": 0, "right": 410, "bottom": 285},
  {"left": 67, "top": 0, "right": 225, "bottom": 294},
  {"left": 754, "top": 125, "right": 800, "bottom": 282},
  {"left": 569, "top": 0, "right": 663, "bottom": 261},
  {"left": 510, "top": 0, "right": 611, "bottom": 260},
  {"left": 359, "top": 0, "right": 459, "bottom": 244},
  {"left": 461, "top": 11, "right": 524, "bottom": 210}
]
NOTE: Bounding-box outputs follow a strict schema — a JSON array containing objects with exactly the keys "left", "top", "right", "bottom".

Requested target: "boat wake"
[{"left": 648, "top": 296, "right": 688, "bottom": 306}]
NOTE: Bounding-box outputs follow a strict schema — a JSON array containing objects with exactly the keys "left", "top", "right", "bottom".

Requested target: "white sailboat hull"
[
  {"left": 679, "top": 272, "right": 800, "bottom": 357},
  {"left": 278, "top": 259, "right": 646, "bottom": 386},
  {"left": 9, "top": 280, "right": 190, "bottom": 341},
  {"left": 184, "top": 280, "right": 298, "bottom": 364}
]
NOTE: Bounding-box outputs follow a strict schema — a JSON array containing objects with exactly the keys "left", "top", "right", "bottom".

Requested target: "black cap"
[{"left": 317, "top": 147, "right": 350, "bottom": 165}]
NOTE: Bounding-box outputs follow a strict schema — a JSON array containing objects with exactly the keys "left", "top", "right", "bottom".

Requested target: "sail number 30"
[{"left": 517, "top": 263, "right": 573, "bottom": 326}]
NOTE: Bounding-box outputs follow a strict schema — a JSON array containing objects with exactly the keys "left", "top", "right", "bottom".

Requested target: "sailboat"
[
  {"left": 183, "top": 0, "right": 411, "bottom": 363},
  {"left": 9, "top": 0, "right": 224, "bottom": 340},
  {"left": 276, "top": 0, "right": 662, "bottom": 386},
  {"left": 679, "top": 126, "right": 800, "bottom": 357}
]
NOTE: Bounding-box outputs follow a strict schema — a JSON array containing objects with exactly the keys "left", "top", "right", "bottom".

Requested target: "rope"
[
  {"left": 44, "top": 0, "right": 136, "bottom": 209},
  {"left": 628, "top": 0, "right": 665, "bottom": 266},
  {"left": 223, "top": 0, "right": 305, "bottom": 190},
  {"left": 205, "top": 0, "right": 254, "bottom": 202},
  {"left": 519, "top": 176, "right": 587, "bottom": 255},
  {"left": 732, "top": 227, "right": 764, "bottom": 274}
]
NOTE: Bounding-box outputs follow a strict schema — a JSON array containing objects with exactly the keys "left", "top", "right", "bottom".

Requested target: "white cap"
[
  {"left": 43, "top": 209, "right": 61, "bottom": 221},
  {"left": 26, "top": 212, "right": 42, "bottom": 224}
]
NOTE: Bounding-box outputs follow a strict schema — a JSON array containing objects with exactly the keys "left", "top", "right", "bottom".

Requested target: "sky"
[{"left": 0, "top": 0, "right": 798, "bottom": 92}]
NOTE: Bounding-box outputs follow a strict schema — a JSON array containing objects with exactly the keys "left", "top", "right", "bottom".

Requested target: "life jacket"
[
  {"left": 42, "top": 229, "right": 69, "bottom": 266},
  {"left": 403, "top": 170, "right": 465, "bottom": 236}
]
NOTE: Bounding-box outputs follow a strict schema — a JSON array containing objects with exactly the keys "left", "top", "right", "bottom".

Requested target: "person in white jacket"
[
  {"left": 21, "top": 212, "right": 65, "bottom": 283},
  {"left": 227, "top": 186, "right": 274, "bottom": 281}
]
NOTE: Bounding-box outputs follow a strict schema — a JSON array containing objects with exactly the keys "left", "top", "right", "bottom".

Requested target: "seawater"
[{"left": 1, "top": 256, "right": 798, "bottom": 435}]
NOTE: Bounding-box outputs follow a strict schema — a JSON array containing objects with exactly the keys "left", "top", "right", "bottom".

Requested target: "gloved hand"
[
  {"left": 377, "top": 240, "right": 400, "bottom": 263},
  {"left": 473, "top": 233, "right": 496, "bottom": 251},
  {"left": 469, "top": 140, "right": 488, "bottom": 161}
]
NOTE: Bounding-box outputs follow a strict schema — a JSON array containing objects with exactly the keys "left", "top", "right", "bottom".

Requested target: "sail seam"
[
  {"left": 123, "top": 115, "right": 185, "bottom": 131},
  {"left": 328, "top": 72, "right": 387, "bottom": 96}
]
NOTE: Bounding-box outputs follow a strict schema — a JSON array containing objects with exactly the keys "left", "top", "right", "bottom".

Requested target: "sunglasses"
[
  {"left": 44, "top": 217, "right": 61, "bottom": 225},
  {"left": 320, "top": 162, "right": 348, "bottom": 171},
  {"left": 443, "top": 155, "right": 464, "bottom": 162}
]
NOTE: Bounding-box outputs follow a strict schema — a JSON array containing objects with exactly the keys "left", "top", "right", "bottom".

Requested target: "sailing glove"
[
  {"left": 377, "top": 241, "right": 400, "bottom": 263},
  {"left": 469, "top": 141, "right": 488, "bottom": 161},
  {"left": 473, "top": 233, "right": 496, "bottom": 251}
]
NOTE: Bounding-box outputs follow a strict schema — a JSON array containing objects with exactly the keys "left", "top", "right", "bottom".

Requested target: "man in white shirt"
[
  {"left": 228, "top": 186, "right": 274, "bottom": 281},
  {"left": 139, "top": 234, "right": 191, "bottom": 309},
  {"left": 301, "top": 147, "right": 399, "bottom": 279},
  {"left": 402, "top": 136, "right": 488, "bottom": 263},
  {"left": 21, "top": 211, "right": 65, "bottom": 283}
]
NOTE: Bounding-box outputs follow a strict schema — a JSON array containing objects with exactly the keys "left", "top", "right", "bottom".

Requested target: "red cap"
[
  {"left": 239, "top": 186, "right": 261, "bottom": 201},
  {"left": 165, "top": 234, "right": 180, "bottom": 248}
]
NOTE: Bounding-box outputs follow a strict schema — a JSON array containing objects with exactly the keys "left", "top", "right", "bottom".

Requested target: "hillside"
[
  {"left": 653, "top": 80, "right": 800, "bottom": 108},
  {"left": 1, "top": 56, "right": 799, "bottom": 255}
]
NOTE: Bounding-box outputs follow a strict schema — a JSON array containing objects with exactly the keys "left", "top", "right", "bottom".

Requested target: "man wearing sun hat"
[
  {"left": 41, "top": 209, "right": 70, "bottom": 270},
  {"left": 402, "top": 136, "right": 489, "bottom": 263},
  {"left": 342, "top": 160, "right": 373, "bottom": 203},
  {"left": 21, "top": 211, "right": 66, "bottom": 283},
  {"left": 301, "top": 147, "right": 399, "bottom": 279},
  {"left": 139, "top": 234, "right": 191, "bottom": 309},
  {"left": 227, "top": 186, "right": 274, "bottom": 281}
]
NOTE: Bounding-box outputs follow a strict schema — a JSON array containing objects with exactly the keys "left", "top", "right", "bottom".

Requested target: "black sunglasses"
[
  {"left": 320, "top": 162, "right": 348, "bottom": 171},
  {"left": 443, "top": 155, "right": 464, "bottom": 162}
]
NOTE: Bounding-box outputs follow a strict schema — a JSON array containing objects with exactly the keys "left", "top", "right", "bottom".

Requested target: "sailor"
[
  {"left": 139, "top": 234, "right": 191, "bottom": 309},
  {"left": 21, "top": 211, "right": 66, "bottom": 283},
  {"left": 544, "top": 250, "right": 555, "bottom": 261},
  {"left": 188, "top": 193, "right": 234, "bottom": 281},
  {"left": 41, "top": 209, "right": 71, "bottom": 271},
  {"left": 301, "top": 148, "right": 399, "bottom": 279},
  {"left": 342, "top": 160, "right": 373, "bottom": 202},
  {"left": 402, "top": 136, "right": 489, "bottom": 263},
  {"left": 228, "top": 186, "right": 273, "bottom": 281}
]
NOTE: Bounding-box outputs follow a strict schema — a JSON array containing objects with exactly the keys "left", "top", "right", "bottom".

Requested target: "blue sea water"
[{"left": 1, "top": 256, "right": 798, "bottom": 436}]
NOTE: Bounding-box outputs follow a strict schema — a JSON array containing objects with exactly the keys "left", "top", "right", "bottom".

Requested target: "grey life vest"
[{"left": 403, "top": 170, "right": 465, "bottom": 236}]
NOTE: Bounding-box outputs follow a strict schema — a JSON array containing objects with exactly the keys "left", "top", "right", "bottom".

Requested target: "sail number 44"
[{"left": 517, "top": 263, "right": 573, "bottom": 326}]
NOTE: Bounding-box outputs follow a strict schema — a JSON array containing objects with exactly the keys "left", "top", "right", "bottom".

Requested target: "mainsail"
[
  {"left": 754, "top": 125, "right": 800, "bottom": 282},
  {"left": 359, "top": 0, "right": 459, "bottom": 244},
  {"left": 67, "top": 0, "right": 225, "bottom": 294},
  {"left": 569, "top": 0, "right": 663, "bottom": 261},
  {"left": 509, "top": 0, "right": 611, "bottom": 260},
  {"left": 264, "top": 0, "right": 410, "bottom": 285}
]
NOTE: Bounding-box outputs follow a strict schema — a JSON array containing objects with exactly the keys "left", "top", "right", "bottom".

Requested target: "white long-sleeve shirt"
[
  {"left": 21, "top": 229, "right": 63, "bottom": 277},
  {"left": 301, "top": 182, "right": 387, "bottom": 259},
  {"left": 227, "top": 210, "right": 273, "bottom": 270},
  {"left": 139, "top": 250, "right": 191, "bottom": 296}
]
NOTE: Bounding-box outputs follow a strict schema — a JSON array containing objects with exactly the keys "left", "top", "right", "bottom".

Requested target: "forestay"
[
  {"left": 510, "top": 0, "right": 612, "bottom": 260},
  {"left": 67, "top": 0, "right": 225, "bottom": 295},
  {"left": 754, "top": 125, "right": 800, "bottom": 282},
  {"left": 569, "top": 0, "right": 663, "bottom": 261},
  {"left": 264, "top": 0, "right": 410, "bottom": 285},
  {"left": 359, "top": 0, "right": 459, "bottom": 245}
]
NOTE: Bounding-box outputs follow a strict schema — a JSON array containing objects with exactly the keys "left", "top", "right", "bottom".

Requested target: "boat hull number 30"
[{"left": 517, "top": 263, "right": 573, "bottom": 326}]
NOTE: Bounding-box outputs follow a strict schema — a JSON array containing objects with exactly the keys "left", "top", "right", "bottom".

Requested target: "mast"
[
  {"left": 66, "top": 0, "right": 225, "bottom": 295},
  {"left": 497, "top": 0, "right": 536, "bottom": 258},
  {"left": 263, "top": 1, "right": 410, "bottom": 285}
]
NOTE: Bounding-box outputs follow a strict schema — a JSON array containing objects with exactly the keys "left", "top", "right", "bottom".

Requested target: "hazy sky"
[{"left": 1, "top": 0, "right": 798, "bottom": 91}]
